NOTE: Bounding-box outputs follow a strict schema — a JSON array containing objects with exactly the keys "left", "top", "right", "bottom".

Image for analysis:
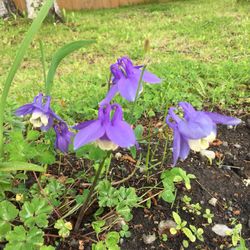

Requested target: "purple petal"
[
  {"left": 203, "top": 112, "right": 241, "bottom": 126},
  {"left": 118, "top": 76, "right": 139, "bottom": 102},
  {"left": 142, "top": 70, "right": 161, "bottom": 83},
  {"left": 99, "top": 84, "right": 119, "bottom": 106},
  {"left": 172, "top": 128, "right": 181, "bottom": 166},
  {"left": 74, "top": 120, "right": 105, "bottom": 150},
  {"left": 72, "top": 120, "right": 96, "bottom": 130},
  {"left": 106, "top": 121, "right": 136, "bottom": 148},
  {"left": 179, "top": 137, "right": 190, "bottom": 161},
  {"left": 132, "top": 68, "right": 161, "bottom": 84},
  {"left": 15, "top": 104, "right": 34, "bottom": 116},
  {"left": 178, "top": 112, "right": 214, "bottom": 139}
]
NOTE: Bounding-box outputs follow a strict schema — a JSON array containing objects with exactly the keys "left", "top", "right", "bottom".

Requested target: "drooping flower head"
[
  {"left": 73, "top": 103, "right": 136, "bottom": 151},
  {"left": 166, "top": 102, "right": 241, "bottom": 166},
  {"left": 54, "top": 122, "right": 74, "bottom": 153},
  {"left": 15, "top": 93, "right": 62, "bottom": 131},
  {"left": 100, "top": 56, "right": 161, "bottom": 105}
]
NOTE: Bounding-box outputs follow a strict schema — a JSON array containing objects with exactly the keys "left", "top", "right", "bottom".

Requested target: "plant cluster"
[{"left": 0, "top": 0, "right": 244, "bottom": 249}]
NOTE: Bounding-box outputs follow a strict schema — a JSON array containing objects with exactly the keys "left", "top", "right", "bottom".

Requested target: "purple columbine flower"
[
  {"left": 100, "top": 56, "right": 161, "bottom": 104},
  {"left": 15, "top": 93, "right": 62, "bottom": 131},
  {"left": 166, "top": 102, "right": 241, "bottom": 166},
  {"left": 54, "top": 122, "right": 74, "bottom": 153},
  {"left": 73, "top": 103, "right": 136, "bottom": 151}
]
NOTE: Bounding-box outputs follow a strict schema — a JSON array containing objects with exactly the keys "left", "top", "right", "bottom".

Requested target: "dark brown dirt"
[{"left": 44, "top": 113, "right": 250, "bottom": 250}]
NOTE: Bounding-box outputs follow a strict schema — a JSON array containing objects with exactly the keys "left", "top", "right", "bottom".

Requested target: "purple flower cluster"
[
  {"left": 15, "top": 56, "right": 241, "bottom": 166},
  {"left": 16, "top": 93, "right": 73, "bottom": 153},
  {"left": 166, "top": 102, "right": 241, "bottom": 166}
]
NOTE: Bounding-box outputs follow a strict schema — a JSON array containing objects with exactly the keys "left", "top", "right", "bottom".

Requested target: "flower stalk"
[{"left": 74, "top": 154, "right": 109, "bottom": 231}]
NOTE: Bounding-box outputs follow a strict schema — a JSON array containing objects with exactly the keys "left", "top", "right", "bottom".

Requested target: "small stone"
[
  {"left": 245, "top": 153, "right": 250, "bottom": 161},
  {"left": 115, "top": 152, "right": 122, "bottom": 160},
  {"left": 227, "top": 125, "right": 233, "bottom": 129},
  {"left": 222, "top": 141, "right": 228, "bottom": 147},
  {"left": 234, "top": 143, "right": 241, "bottom": 149},
  {"left": 208, "top": 197, "right": 218, "bottom": 207},
  {"left": 212, "top": 224, "right": 232, "bottom": 236},
  {"left": 158, "top": 220, "right": 177, "bottom": 235},
  {"left": 233, "top": 210, "right": 240, "bottom": 215},
  {"left": 142, "top": 233, "right": 156, "bottom": 244}
]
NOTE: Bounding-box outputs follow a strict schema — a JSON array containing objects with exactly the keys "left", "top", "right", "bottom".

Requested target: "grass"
[{"left": 0, "top": 0, "right": 249, "bottom": 123}]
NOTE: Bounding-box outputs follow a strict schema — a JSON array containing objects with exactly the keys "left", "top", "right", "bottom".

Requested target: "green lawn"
[{"left": 0, "top": 0, "right": 249, "bottom": 123}]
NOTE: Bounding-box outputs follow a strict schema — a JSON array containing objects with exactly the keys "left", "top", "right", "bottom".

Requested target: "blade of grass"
[{"left": 0, "top": 0, "right": 54, "bottom": 158}]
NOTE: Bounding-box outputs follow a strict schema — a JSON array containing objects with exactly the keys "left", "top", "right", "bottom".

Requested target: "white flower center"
[
  {"left": 188, "top": 131, "right": 216, "bottom": 152},
  {"left": 30, "top": 111, "right": 49, "bottom": 128},
  {"left": 95, "top": 139, "right": 119, "bottom": 151}
]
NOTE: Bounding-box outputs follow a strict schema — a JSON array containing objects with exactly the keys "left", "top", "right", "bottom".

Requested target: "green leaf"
[
  {"left": 5, "top": 226, "right": 44, "bottom": 250},
  {"left": 54, "top": 219, "right": 72, "bottom": 238},
  {"left": 161, "top": 189, "right": 175, "bottom": 203},
  {"left": 105, "top": 231, "right": 120, "bottom": 250},
  {"left": 92, "top": 241, "right": 106, "bottom": 250},
  {"left": 0, "top": 161, "right": 45, "bottom": 172},
  {"left": 37, "top": 150, "right": 56, "bottom": 165},
  {"left": 92, "top": 220, "right": 105, "bottom": 235},
  {"left": 46, "top": 40, "right": 95, "bottom": 94},
  {"left": 116, "top": 204, "right": 132, "bottom": 221},
  {"left": 20, "top": 197, "right": 53, "bottom": 228},
  {"left": 182, "top": 227, "right": 196, "bottom": 242},
  {"left": 40, "top": 246, "right": 56, "bottom": 250},
  {"left": 26, "top": 130, "right": 40, "bottom": 141},
  {"left": 172, "top": 212, "right": 182, "bottom": 225}
]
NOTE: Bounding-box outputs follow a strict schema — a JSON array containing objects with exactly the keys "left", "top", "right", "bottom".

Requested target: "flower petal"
[
  {"left": 172, "top": 128, "right": 181, "bottom": 166},
  {"left": 179, "top": 137, "right": 190, "bottom": 161},
  {"left": 74, "top": 120, "right": 105, "bottom": 150},
  {"left": 15, "top": 104, "right": 34, "bottom": 116},
  {"left": 178, "top": 112, "right": 213, "bottom": 139},
  {"left": 203, "top": 112, "right": 241, "bottom": 126},
  {"left": 106, "top": 121, "right": 136, "bottom": 148},
  {"left": 117, "top": 76, "right": 140, "bottom": 102},
  {"left": 72, "top": 120, "right": 96, "bottom": 130},
  {"left": 99, "top": 84, "right": 119, "bottom": 106}
]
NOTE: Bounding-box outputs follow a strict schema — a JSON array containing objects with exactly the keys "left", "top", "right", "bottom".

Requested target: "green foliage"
[
  {"left": 92, "top": 231, "right": 120, "bottom": 250},
  {"left": 182, "top": 195, "right": 202, "bottom": 215},
  {"left": 0, "top": 172, "right": 12, "bottom": 199},
  {"left": 76, "top": 144, "right": 107, "bottom": 161},
  {"left": 202, "top": 209, "right": 214, "bottom": 224},
  {"left": 19, "top": 197, "right": 53, "bottom": 228},
  {"left": 54, "top": 219, "right": 72, "bottom": 238},
  {"left": 160, "top": 168, "right": 195, "bottom": 203},
  {"left": 97, "top": 181, "right": 140, "bottom": 221},
  {"left": 0, "top": 200, "right": 19, "bottom": 239},
  {"left": 170, "top": 212, "right": 200, "bottom": 245},
  {"left": 119, "top": 224, "right": 131, "bottom": 238},
  {"left": 5, "top": 129, "right": 55, "bottom": 165},
  {"left": 92, "top": 220, "right": 106, "bottom": 235},
  {"left": 5, "top": 226, "right": 44, "bottom": 250},
  {"left": 227, "top": 224, "right": 243, "bottom": 247},
  {"left": 45, "top": 40, "right": 95, "bottom": 95}
]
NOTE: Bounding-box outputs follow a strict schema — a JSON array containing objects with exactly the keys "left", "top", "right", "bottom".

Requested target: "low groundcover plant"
[{"left": 0, "top": 1, "right": 244, "bottom": 249}]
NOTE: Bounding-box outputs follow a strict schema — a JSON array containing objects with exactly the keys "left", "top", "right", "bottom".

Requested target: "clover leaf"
[
  {"left": 0, "top": 200, "right": 19, "bottom": 239},
  {"left": 19, "top": 197, "right": 53, "bottom": 228},
  {"left": 5, "top": 226, "right": 44, "bottom": 250}
]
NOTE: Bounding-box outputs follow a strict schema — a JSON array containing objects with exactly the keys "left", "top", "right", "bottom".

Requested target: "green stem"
[
  {"left": 39, "top": 40, "right": 47, "bottom": 84},
  {"left": 130, "top": 65, "right": 146, "bottom": 119},
  {"left": 74, "top": 155, "right": 109, "bottom": 231},
  {"left": 0, "top": 0, "right": 54, "bottom": 158}
]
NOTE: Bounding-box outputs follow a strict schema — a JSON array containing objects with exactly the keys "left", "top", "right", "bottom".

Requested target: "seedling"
[
  {"left": 203, "top": 209, "right": 214, "bottom": 224},
  {"left": 170, "top": 212, "right": 196, "bottom": 243}
]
